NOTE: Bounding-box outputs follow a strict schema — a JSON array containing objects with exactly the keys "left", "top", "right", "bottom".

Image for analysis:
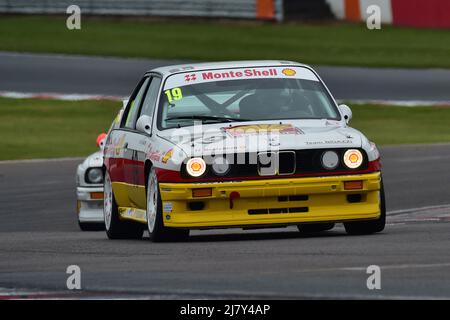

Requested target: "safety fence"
[{"left": 0, "top": 0, "right": 283, "bottom": 21}]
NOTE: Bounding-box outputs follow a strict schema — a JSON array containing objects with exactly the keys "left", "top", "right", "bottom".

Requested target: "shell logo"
[{"left": 282, "top": 68, "right": 296, "bottom": 76}]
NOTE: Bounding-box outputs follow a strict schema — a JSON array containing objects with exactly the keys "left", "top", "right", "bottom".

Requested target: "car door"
[
  {"left": 114, "top": 76, "right": 150, "bottom": 208},
  {"left": 129, "top": 76, "right": 162, "bottom": 209}
]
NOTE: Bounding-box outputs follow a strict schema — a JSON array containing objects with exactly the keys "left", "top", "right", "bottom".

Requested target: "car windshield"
[{"left": 158, "top": 66, "right": 340, "bottom": 129}]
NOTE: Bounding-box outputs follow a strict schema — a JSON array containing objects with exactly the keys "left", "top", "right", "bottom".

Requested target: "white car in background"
[
  {"left": 75, "top": 104, "right": 127, "bottom": 231},
  {"left": 75, "top": 134, "right": 107, "bottom": 231}
]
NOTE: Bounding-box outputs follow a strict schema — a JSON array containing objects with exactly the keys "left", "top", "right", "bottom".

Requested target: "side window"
[
  {"left": 140, "top": 77, "right": 162, "bottom": 118},
  {"left": 122, "top": 77, "right": 150, "bottom": 129}
]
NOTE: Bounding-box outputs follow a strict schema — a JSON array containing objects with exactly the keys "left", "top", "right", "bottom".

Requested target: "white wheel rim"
[
  {"left": 104, "top": 172, "right": 113, "bottom": 230},
  {"left": 147, "top": 171, "right": 158, "bottom": 233}
]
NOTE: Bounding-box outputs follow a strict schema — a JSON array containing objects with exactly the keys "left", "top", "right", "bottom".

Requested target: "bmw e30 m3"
[{"left": 102, "top": 61, "right": 385, "bottom": 241}]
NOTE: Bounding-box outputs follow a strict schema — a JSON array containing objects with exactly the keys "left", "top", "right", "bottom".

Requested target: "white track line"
[
  {"left": 1, "top": 90, "right": 450, "bottom": 106},
  {"left": 0, "top": 91, "right": 124, "bottom": 101},
  {"left": 0, "top": 157, "right": 84, "bottom": 164},
  {"left": 338, "top": 99, "right": 450, "bottom": 107},
  {"left": 388, "top": 204, "right": 450, "bottom": 216}
]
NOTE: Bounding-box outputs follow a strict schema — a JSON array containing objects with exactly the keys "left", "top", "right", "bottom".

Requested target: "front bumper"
[
  {"left": 159, "top": 172, "right": 381, "bottom": 229},
  {"left": 76, "top": 186, "right": 104, "bottom": 223}
]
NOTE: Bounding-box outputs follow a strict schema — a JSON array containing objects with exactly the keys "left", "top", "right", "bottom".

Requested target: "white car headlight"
[
  {"left": 343, "top": 149, "right": 363, "bottom": 169},
  {"left": 211, "top": 156, "right": 231, "bottom": 176},
  {"left": 186, "top": 158, "right": 206, "bottom": 177},
  {"left": 321, "top": 151, "right": 339, "bottom": 170},
  {"left": 86, "top": 167, "right": 103, "bottom": 184}
]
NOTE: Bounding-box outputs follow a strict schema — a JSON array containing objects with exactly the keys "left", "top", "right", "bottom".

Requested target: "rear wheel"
[
  {"left": 344, "top": 179, "right": 386, "bottom": 235},
  {"left": 104, "top": 171, "right": 144, "bottom": 239},
  {"left": 297, "top": 223, "right": 335, "bottom": 233},
  {"left": 146, "top": 168, "right": 189, "bottom": 242}
]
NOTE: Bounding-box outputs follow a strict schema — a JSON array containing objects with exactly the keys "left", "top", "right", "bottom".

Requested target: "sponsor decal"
[
  {"left": 282, "top": 68, "right": 296, "bottom": 76},
  {"left": 166, "top": 66, "right": 319, "bottom": 89},
  {"left": 201, "top": 68, "right": 277, "bottom": 81},
  {"left": 114, "top": 135, "right": 126, "bottom": 156},
  {"left": 184, "top": 74, "right": 197, "bottom": 82},
  {"left": 162, "top": 149, "right": 174, "bottom": 164},
  {"left": 163, "top": 202, "right": 173, "bottom": 212},
  {"left": 224, "top": 124, "right": 304, "bottom": 137},
  {"left": 306, "top": 139, "right": 353, "bottom": 145},
  {"left": 148, "top": 151, "right": 162, "bottom": 162}
]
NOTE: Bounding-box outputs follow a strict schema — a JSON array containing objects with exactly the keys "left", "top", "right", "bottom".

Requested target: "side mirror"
[
  {"left": 122, "top": 99, "right": 129, "bottom": 108},
  {"left": 96, "top": 133, "right": 107, "bottom": 149},
  {"left": 136, "top": 115, "right": 152, "bottom": 135},
  {"left": 338, "top": 104, "right": 352, "bottom": 124}
]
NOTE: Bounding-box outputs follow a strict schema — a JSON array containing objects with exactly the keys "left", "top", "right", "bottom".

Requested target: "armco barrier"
[
  {"left": 326, "top": 0, "right": 450, "bottom": 28},
  {"left": 0, "top": 0, "right": 283, "bottom": 21}
]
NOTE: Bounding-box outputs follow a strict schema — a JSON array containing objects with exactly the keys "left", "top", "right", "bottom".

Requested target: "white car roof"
[{"left": 149, "top": 60, "right": 310, "bottom": 76}]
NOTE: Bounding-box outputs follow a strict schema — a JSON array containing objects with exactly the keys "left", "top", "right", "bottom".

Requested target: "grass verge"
[
  {"left": 1, "top": 16, "right": 450, "bottom": 68},
  {"left": 0, "top": 97, "right": 120, "bottom": 160},
  {"left": 0, "top": 97, "right": 450, "bottom": 160}
]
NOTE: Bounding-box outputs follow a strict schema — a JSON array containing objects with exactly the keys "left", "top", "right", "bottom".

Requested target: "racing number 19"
[{"left": 165, "top": 88, "right": 183, "bottom": 103}]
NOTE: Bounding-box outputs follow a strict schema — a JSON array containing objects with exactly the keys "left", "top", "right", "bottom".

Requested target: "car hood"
[
  {"left": 82, "top": 151, "right": 104, "bottom": 168},
  {"left": 158, "top": 120, "right": 363, "bottom": 157}
]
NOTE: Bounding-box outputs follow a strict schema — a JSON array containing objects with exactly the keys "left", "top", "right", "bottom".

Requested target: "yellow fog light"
[
  {"left": 186, "top": 158, "right": 206, "bottom": 177},
  {"left": 343, "top": 149, "right": 363, "bottom": 169}
]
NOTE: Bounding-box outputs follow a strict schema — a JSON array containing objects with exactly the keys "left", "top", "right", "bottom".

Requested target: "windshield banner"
[{"left": 164, "top": 66, "right": 319, "bottom": 89}]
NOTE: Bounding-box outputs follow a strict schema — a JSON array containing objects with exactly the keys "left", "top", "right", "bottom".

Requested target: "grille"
[{"left": 248, "top": 207, "right": 309, "bottom": 215}]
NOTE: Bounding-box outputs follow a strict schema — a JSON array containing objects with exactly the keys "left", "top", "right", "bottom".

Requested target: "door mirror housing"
[
  {"left": 96, "top": 133, "right": 107, "bottom": 149},
  {"left": 122, "top": 99, "right": 129, "bottom": 108},
  {"left": 136, "top": 115, "right": 152, "bottom": 135},
  {"left": 338, "top": 104, "right": 352, "bottom": 124}
]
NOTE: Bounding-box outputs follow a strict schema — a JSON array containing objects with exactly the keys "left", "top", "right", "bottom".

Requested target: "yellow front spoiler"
[{"left": 159, "top": 172, "right": 381, "bottom": 229}]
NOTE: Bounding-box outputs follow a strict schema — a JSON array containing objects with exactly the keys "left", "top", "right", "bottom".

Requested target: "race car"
[
  {"left": 103, "top": 60, "right": 385, "bottom": 241},
  {"left": 75, "top": 134, "right": 107, "bottom": 231}
]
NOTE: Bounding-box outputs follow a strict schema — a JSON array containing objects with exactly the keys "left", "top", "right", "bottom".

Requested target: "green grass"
[
  {"left": 0, "top": 97, "right": 121, "bottom": 160},
  {"left": 1, "top": 16, "right": 450, "bottom": 68},
  {"left": 351, "top": 104, "right": 450, "bottom": 145},
  {"left": 1, "top": 97, "right": 450, "bottom": 160}
]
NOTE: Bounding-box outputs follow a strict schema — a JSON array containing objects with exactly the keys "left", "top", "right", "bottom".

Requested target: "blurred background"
[
  {"left": 0, "top": 0, "right": 449, "bottom": 159},
  {"left": 1, "top": 0, "right": 449, "bottom": 28}
]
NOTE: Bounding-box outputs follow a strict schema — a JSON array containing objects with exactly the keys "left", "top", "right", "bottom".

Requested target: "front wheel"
[
  {"left": 344, "top": 178, "right": 386, "bottom": 235},
  {"left": 104, "top": 171, "right": 144, "bottom": 239},
  {"left": 146, "top": 168, "right": 189, "bottom": 242}
]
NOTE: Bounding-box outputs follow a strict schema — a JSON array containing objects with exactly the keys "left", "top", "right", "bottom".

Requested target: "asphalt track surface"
[
  {"left": 1, "top": 144, "right": 450, "bottom": 299},
  {"left": 2, "top": 51, "right": 450, "bottom": 102}
]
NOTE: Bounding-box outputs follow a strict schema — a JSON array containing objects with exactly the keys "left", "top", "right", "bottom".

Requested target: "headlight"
[
  {"left": 343, "top": 149, "right": 363, "bottom": 169},
  {"left": 186, "top": 158, "right": 206, "bottom": 177},
  {"left": 321, "top": 151, "right": 339, "bottom": 170},
  {"left": 86, "top": 168, "right": 103, "bottom": 184},
  {"left": 211, "top": 156, "right": 231, "bottom": 176}
]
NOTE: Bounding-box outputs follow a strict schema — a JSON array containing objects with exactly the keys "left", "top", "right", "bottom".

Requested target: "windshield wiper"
[{"left": 166, "top": 115, "right": 250, "bottom": 123}]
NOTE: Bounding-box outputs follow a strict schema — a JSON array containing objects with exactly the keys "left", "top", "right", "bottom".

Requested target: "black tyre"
[
  {"left": 104, "top": 172, "right": 144, "bottom": 239},
  {"left": 344, "top": 178, "right": 386, "bottom": 235},
  {"left": 78, "top": 221, "right": 105, "bottom": 231},
  {"left": 297, "top": 223, "right": 335, "bottom": 233},
  {"left": 146, "top": 168, "right": 189, "bottom": 242}
]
